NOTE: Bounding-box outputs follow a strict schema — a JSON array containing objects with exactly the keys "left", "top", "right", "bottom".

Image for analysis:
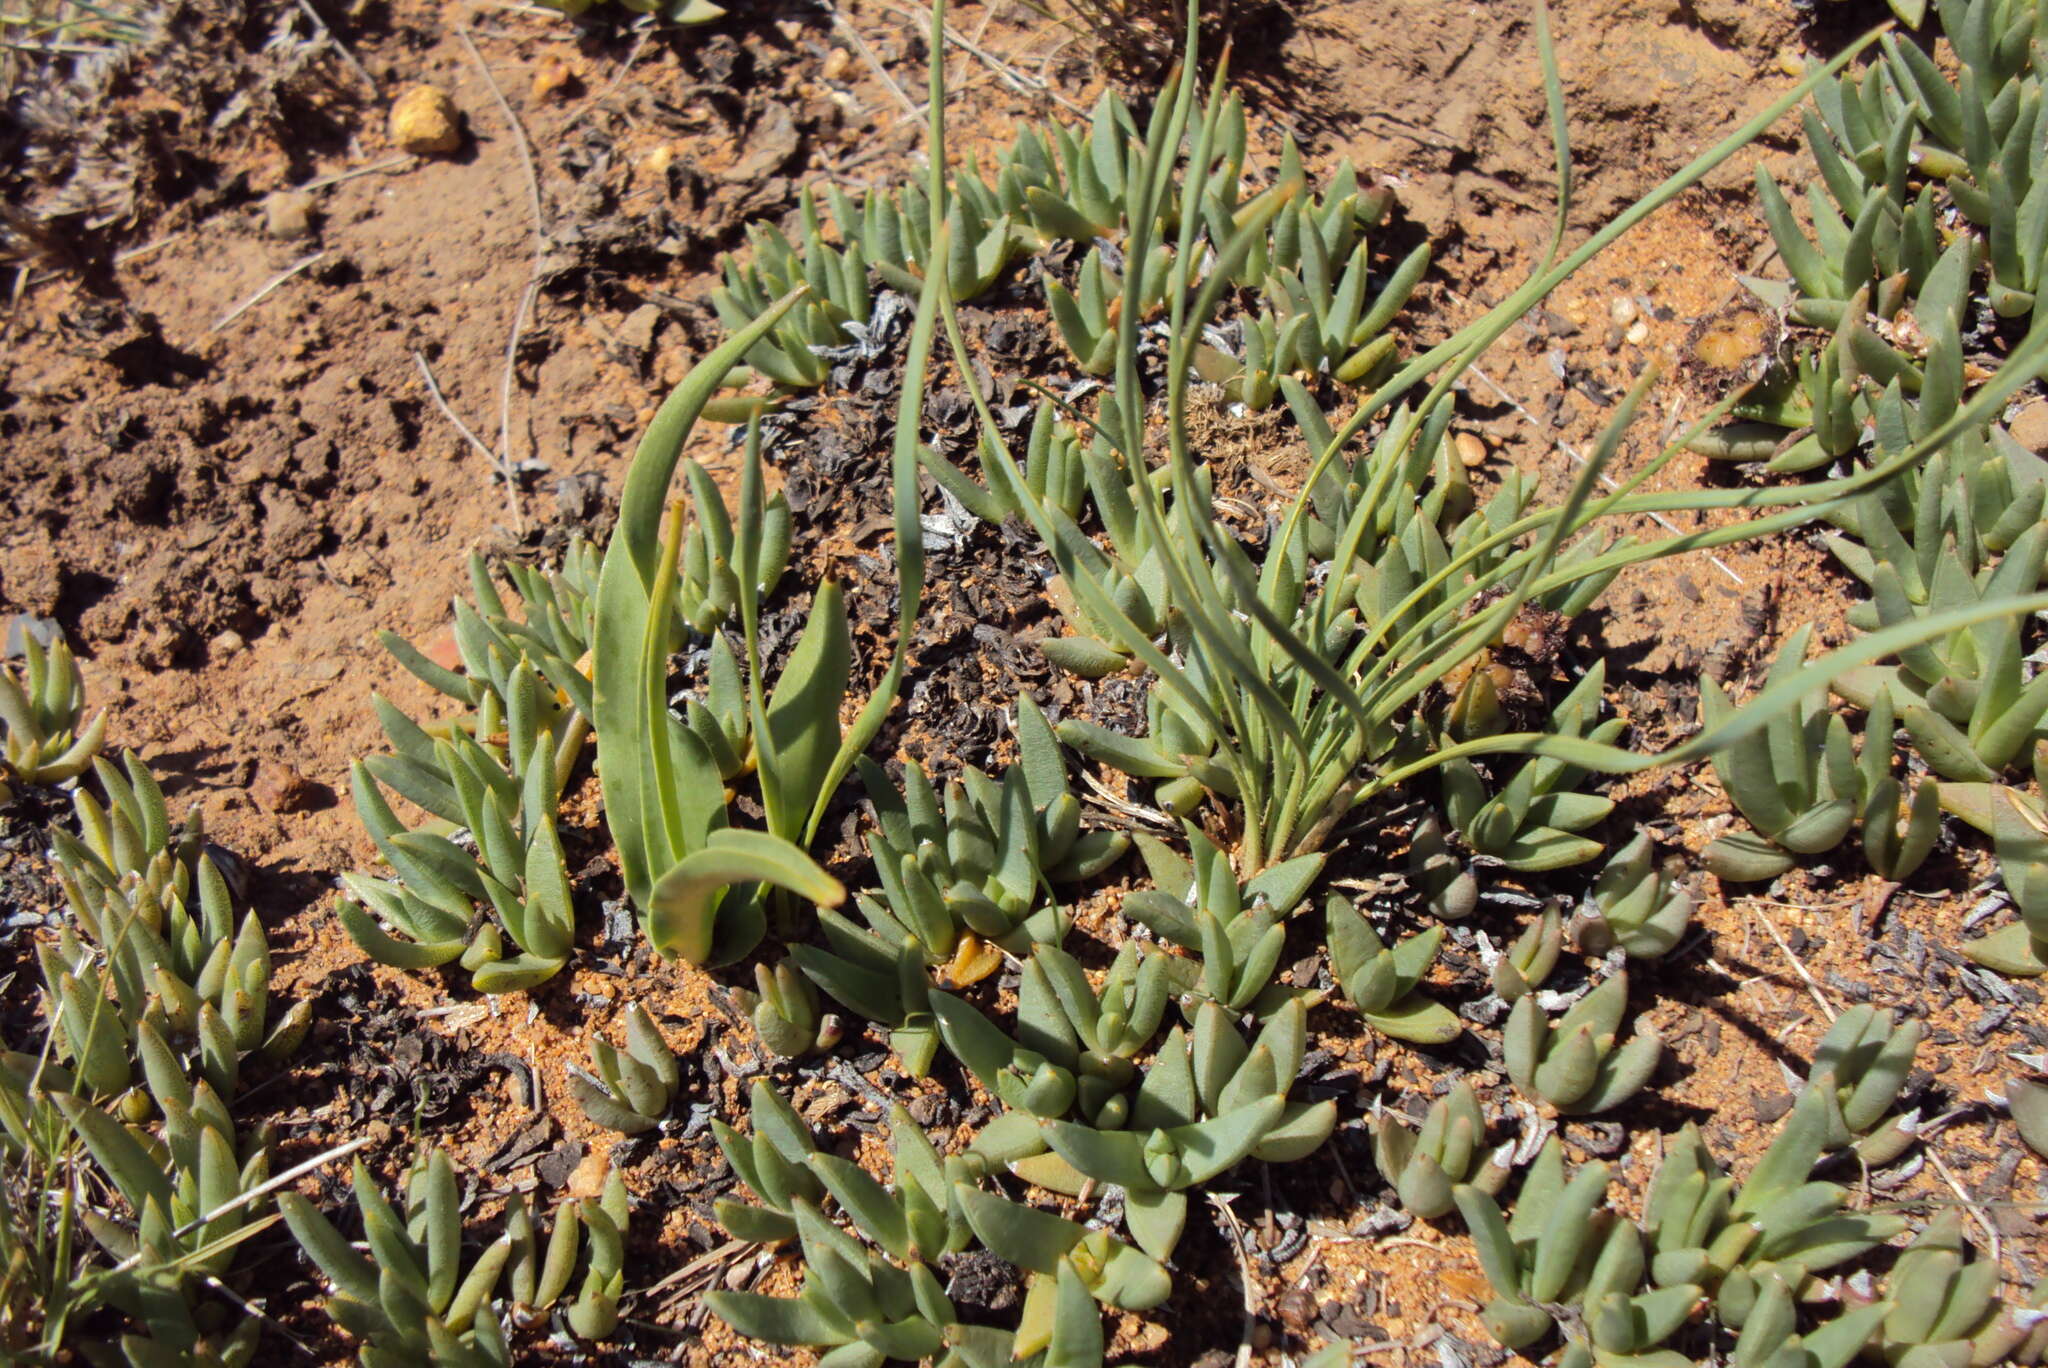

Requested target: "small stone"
[
  {"left": 821, "top": 46, "right": 851, "bottom": 81},
  {"left": 639, "top": 144, "right": 675, "bottom": 181},
  {"left": 618, "top": 303, "right": 662, "bottom": 355},
  {"left": 390, "top": 84, "right": 462, "bottom": 156},
  {"left": 1455, "top": 431, "right": 1487, "bottom": 468},
  {"left": 566, "top": 1148, "right": 610, "bottom": 1199},
  {"left": 1608, "top": 295, "right": 1638, "bottom": 326},
  {"left": 2010, "top": 399, "right": 2048, "bottom": 454},
  {"left": 263, "top": 190, "right": 317, "bottom": 240},
  {"left": 210, "top": 629, "right": 246, "bottom": 658},
  {"left": 530, "top": 54, "right": 578, "bottom": 102},
  {"left": 252, "top": 759, "right": 324, "bottom": 814},
  {"left": 1625, "top": 318, "right": 1649, "bottom": 346}
]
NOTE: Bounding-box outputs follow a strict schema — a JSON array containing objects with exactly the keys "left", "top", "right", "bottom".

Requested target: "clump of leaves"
[
  {"left": 1572, "top": 831, "right": 1695, "bottom": 960},
  {"left": 592, "top": 334, "right": 853, "bottom": 967},
  {"left": 1700, "top": 629, "right": 1863, "bottom": 882},
  {"left": 567, "top": 1002, "right": 680, "bottom": 1134},
  {"left": 282, "top": 1150, "right": 633, "bottom": 1363},
  {"left": 1804, "top": 1003, "right": 1923, "bottom": 1164},
  {"left": 1326, "top": 893, "right": 1459, "bottom": 1044},
  {"left": 1503, "top": 973, "right": 1661, "bottom": 1114},
  {"left": 1490, "top": 904, "right": 1563, "bottom": 1001},
  {"left": 0, "top": 626, "right": 105, "bottom": 793},
  {"left": 733, "top": 958, "right": 842, "bottom": 1058},
  {"left": 1370, "top": 1081, "right": 1508, "bottom": 1219}
]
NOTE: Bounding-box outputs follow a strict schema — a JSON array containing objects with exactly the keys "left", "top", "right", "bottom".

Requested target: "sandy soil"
[{"left": 0, "top": 0, "right": 2042, "bottom": 1362}]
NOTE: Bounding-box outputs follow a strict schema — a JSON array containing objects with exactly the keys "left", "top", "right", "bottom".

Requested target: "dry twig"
[{"left": 209, "top": 251, "right": 326, "bottom": 332}]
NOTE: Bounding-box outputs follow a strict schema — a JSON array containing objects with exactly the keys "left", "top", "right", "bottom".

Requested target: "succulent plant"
[
  {"left": 1640, "top": 1086, "right": 1906, "bottom": 1323},
  {"left": 0, "top": 627, "right": 106, "bottom": 790},
  {"left": 1571, "top": 832, "right": 1695, "bottom": 959},
  {"left": 995, "top": 939, "right": 1171, "bottom": 1128},
  {"left": 1370, "top": 1081, "right": 1508, "bottom": 1220},
  {"left": 54, "top": 1043, "right": 273, "bottom": 1354},
  {"left": 734, "top": 958, "right": 842, "bottom": 1058},
  {"left": 1804, "top": 1004, "right": 1923, "bottom": 1163},
  {"left": 713, "top": 190, "right": 872, "bottom": 390},
  {"left": 1408, "top": 813, "right": 1479, "bottom": 920},
  {"left": 339, "top": 724, "right": 580, "bottom": 994},
  {"left": 46, "top": 755, "right": 307, "bottom": 1089},
  {"left": 1504, "top": 973, "right": 1661, "bottom": 1114},
  {"left": 716, "top": 1081, "right": 986, "bottom": 1257},
  {"left": 952, "top": 1180, "right": 1171, "bottom": 1314},
  {"left": 1490, "top": 903, "right": 1564, "bottom": 1001},
  {"left": 708, "top": 1084, "right": 1153, "bottom": 1367},
  {"left": 1117, "top": 826, "right": 1324, "bottom": 1013},
  {"left": 567, "top": 1002, "right": 680, "bottom": 1134},
  {"left": 1938, "top": 781, "right": 2048, "bottom": 974},
  {"left": 503, "top": 1168, "right": 631, "bottom": 1340},
  {"left": 1440, "top": 659, "right": 1623, "bottom": 875},
  {"left": 280, "top": 1152, "right": 508, "bottom": 1365},
  {"left": 1701, "top": 628, "right": 1862, "bottom": 882},
  {"left": 1829, "top": 520, "right": 2048, "bottom": 786},
  {"left": 1866, "top": 1209, "right": 2044, "bottom": 1367},
  {"left": 2010, "top": 1075, "right": 2048, "bottom": 1157},
  {"left": 1729, "top": 1270, "right": 1890, "bottom": 1368},
  {"left": 1453, "top": 1138, "right": 1659, "bottom": 1351},
  {"left": 1853, "top": 691, "right": 1943, "bottom": 882},
  {"left": 707, "top": 1196, "right": 976, "bottom": 1366},
  {"left": 282, "top": 1149, "right": 624, "bottom": 1364},
  {"left": 1325, "top": 893, "right": 1459, "bottom": 1043}
]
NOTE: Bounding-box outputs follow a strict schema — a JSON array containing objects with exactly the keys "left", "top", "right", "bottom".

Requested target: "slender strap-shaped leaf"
[
  {"left": 643, "top": 830, "right": 844, "bottom": 965},
  {"left": 1276, "top": 28, "right": 1885, "bottom": 574},
  {"left": 594, "top": 289, "right": 809, "bottom": 907}
]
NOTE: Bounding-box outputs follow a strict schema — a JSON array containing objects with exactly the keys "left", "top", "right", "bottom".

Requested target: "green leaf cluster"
[
  {"left": 1503, "top": 973, "right": 1661, "bottom": 1114},
  {"left": 0, "top": 626, "right": 105, "bottom": 793},
  {"left": 281, "top": 1149, "right": 630, "bottom": 1364},
  {"left": 566, "top": 1002, "right": 680, "bottom": 1134}
]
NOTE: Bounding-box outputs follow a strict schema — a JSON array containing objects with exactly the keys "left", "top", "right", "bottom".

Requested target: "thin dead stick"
[
  {"left": 458, "top": 29, "right": 545, "bottom": 246},
  {"left": 102, "top": 1135, "right": 372, "bottom": 1277},
  {"left": 294, "top": 0, "right": 376, "bottom": 95},
  {"left": 209, "top": 251, "right": 325, "bottom": 332},
  {"left": 1742, "top": 897, "right": 1839, "bottom": 1024},
  {"left": 1207, "top": 1192, "right": 1261, "bottom": 1368},
  {"left": 417, "top": 353, "right": 524, "bottom": 531},
  {"left": 293, "top": 152, "right": 413, "bottom": 194},
  {"left": 1923, "top": 1146, "right": 2005, "bottom": 1266},
  {"left": 1465, "top": 362, "right": 1747, "bottom": 588},
  {"left": 459, "top": 25, "right": 547, "bottom": 535},
  {"left": 414, "top": 353, "right": 508, "bottom": 476},
  {"left": 873, "top": 0, "right": 1090, "bottom": 116},
  {"left": 559, "top": 22, "right": 653, "bottom": 137},
  {"left": 205, "top": 1273, "right": 318, "bottom": 1359},
  {"left": 825, "top": 4, "right": 918, "bottom": 116},
  {"left": 114, "top": 230, "right": 187, "bottom": 267}
]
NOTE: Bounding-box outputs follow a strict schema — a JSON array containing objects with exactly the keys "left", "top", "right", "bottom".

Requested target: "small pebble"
[
  {"left": 639, "top": 144, "right": 675, "bottom": 181},
  {"left": 252, "top": 759, "right": 323, "bottom": 814},
  {"left": 390, "top": 84, "right": 462, "bottom": 155},
  {"left": 211, "top": 629, "right": 246, "bottom": 657},
  {"left": 822, "top": 46, "right": 851, "bottom": 81},
  {"left": 529, "top": 54, "right": 578, "bottom": 102},
  {"left": 262, "top": 190, "right": 317, "bottom": 240},
  {"left": 1455, "top": 431, "right": 1487, "bottom": 468},
  {"left": 1608, "top": 295, "right": 1638, "bottom": 326},
  {"left": 1625, "top": 319, "right": 1650, "bottom": 345},
  {"left": 2010, "top": 398, "right": 2048, "bottom": 453}
]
